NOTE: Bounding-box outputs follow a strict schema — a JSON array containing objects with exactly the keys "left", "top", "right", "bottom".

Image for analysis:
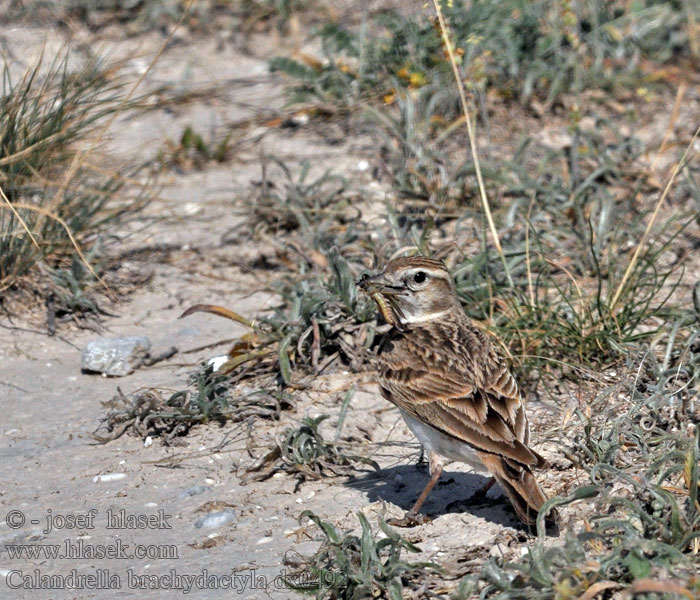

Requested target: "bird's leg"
[
  {"left": 388, "top": 452, "right": 443, "bottom": 527},
  {"left": 474, "top": 476, "right": 495, "bottom": 499},
  {"left": 409, "top": 465, "right": 442, "bottom": 513}
]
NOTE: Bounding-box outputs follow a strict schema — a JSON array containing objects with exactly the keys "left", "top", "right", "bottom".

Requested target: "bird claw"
[{"left": 387, "top": 511, "right": 430, "bottom": 528}]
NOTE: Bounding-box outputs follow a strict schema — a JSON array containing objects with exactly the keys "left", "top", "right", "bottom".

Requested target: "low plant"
[
  {"left": 244, "top": 158, "right": 353, "bottom": 238},
  {"left": 157, "top": 124, "right": 233, "bottom": 171},
  {"left": 93, "top": 369, "right": 293, "bottom": 443},
  {"left": 245, "top": 414, "right": 379, "bottom": 486},
  {"left": 0, "top": 51, "right": 149, "bottom": 301},
  {"left": 284, "top": 511, "right": 439, "bottom": 598},
  {"left": 179, "top": 246, "right": 378, "bottom": 385}
]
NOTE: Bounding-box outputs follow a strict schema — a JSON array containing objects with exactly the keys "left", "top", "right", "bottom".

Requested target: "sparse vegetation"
[
  {"left": 284, "top": 511, "right": 440, "bottom": 598},
  {"left": 93, "top": 369, "right": 294, "bottom": 443},
  {"left": 0, "top": 50, "right": 149, "bottom": 312},
  {"left": 245, "top": 414, "right": 379, "bottom": 486},
  {"left": 271, "top": 0, "right": 700, "bottom": 109},
  {"left": 244, "top": 158, "right": 352, "bottom": 238},
  {"left": 157, "top": 124, "right": 234, "bottom": 171},
  {"left": 455, "top": 337, "right": 700, "bottom": 598},
  {"left": 1, "top": 0, "right": 318, "bottom": 34},
  {"left": 223, "top": 124, "right": 696, "bottom": 387}
]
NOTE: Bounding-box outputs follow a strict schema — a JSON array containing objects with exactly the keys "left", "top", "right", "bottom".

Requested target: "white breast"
[{"left": 400, "top": 409, "right": 488, "bottom": 473}]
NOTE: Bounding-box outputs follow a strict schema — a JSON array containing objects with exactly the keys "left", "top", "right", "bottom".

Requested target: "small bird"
[{"left": 358, "top": 256, "right": 553, "bottom": 527}]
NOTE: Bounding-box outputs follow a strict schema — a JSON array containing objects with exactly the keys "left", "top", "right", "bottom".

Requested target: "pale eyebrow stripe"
[{"left": 406, "top": 268, "right": 448, "bottom": 278}]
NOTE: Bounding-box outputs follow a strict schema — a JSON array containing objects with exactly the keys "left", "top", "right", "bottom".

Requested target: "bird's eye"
[{"left": 413, "top": 271, "right": 427, "bottom": 284}]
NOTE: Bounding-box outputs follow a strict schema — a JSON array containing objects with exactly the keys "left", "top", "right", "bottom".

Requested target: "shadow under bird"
[{"left": 358, "top": 256, "right": 556, "bottom": 527}]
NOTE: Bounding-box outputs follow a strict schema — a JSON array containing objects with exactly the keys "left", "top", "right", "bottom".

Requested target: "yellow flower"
[{"left": 409, "top": 72, "right": 427, "bottom": 87}]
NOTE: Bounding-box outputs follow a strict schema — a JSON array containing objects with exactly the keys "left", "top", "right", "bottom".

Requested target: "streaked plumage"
[{"left": 358, "top": 256, "right": 553, "bottom": 526}]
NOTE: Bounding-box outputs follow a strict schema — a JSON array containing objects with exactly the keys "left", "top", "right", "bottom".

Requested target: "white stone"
[{"left": 93, "top": 473, "right": 127, "bottom": 483}]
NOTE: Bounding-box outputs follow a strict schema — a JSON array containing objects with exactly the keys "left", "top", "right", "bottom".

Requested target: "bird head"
[{"left": 357, "top": 256, "right": 459, "bottom": 327}]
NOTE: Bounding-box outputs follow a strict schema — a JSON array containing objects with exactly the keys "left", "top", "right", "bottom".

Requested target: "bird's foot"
[{"left": 387, "top": 511, "right": 430, "bottom": 528}]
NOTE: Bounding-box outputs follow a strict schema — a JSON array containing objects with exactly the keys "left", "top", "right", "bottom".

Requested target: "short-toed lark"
[{"left": 358, "top": 256, "right": 553, "bottom": 527}]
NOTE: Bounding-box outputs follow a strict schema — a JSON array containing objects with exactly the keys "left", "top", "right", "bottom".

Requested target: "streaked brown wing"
[
  {"left": 380, "top": 359, "right": 542, "bottom": 469},
  {"left": 482, "top": 361, "right": 531, "bottom": 445}
]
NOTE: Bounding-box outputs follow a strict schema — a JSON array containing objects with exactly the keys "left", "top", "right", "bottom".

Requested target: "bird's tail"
[{"left": 478, "top": 453, "right": 557, "bottom": 527}]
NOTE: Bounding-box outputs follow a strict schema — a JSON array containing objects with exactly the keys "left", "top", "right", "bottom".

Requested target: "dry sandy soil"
[{"left": 1, "top": 9, "right": 698, "bottom": 600}]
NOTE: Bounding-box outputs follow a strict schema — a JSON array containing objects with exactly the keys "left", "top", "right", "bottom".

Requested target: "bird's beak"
[
  {"left": 356, "top": 271, "right": 398, "bottom": 295},
  {"left": 357, "top": 271, "right": 404, "bottom": 328}
]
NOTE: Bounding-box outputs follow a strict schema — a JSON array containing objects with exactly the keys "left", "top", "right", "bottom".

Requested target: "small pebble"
[
  {"left": 183, "top": 203, "right": 201, "bottom": 216},
  {"left": 256, "top": 536, "right": 273, "bottom": 545},
  {"left": 194, "top": 509, "right": 236, "bottom": 530},
  {"left": 144, "top": 436, "right": 153, "bottom": 448},
  {"left": 93, "top": 473, "right": 127, "bottom": 483},
  {"left": 290, "top": 112, "right": 309, "bottom": 126},
  {"left": 81, "top": 336, "right": 151, "bottom": 377}
]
